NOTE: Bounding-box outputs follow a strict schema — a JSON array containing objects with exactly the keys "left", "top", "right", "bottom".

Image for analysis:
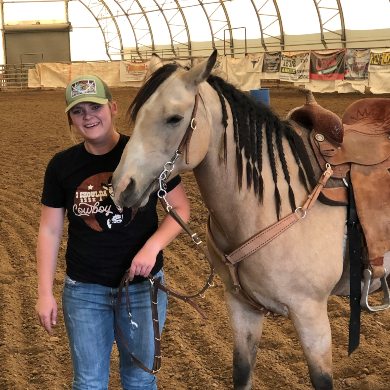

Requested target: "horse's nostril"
[{"left": 125, "top": 178, "right": 135, "bottom": 193}]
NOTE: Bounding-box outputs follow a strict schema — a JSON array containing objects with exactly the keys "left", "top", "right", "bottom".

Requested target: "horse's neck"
[{"left": 193, "top": 89, "right": 308, "bottom": 251}]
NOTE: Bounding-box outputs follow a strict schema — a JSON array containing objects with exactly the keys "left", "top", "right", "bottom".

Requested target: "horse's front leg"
[
  {"left": 290, "top": 300, "right": 333, "bottom": 390},
  {"left": 225, "top": 291, "right": 266, "bottom": 390}
]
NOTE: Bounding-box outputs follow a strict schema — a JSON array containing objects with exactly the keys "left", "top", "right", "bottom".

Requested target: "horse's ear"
[
  {"left": 144, "top": 53, "right": 164, "bottom": 82},
  {"left": 182, "top": 49, "right": 218, "bottom": 87}
]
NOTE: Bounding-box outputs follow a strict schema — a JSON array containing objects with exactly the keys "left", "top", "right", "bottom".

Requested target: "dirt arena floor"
[{"left": 1, "top": 86, "right": 390, "bottom": 390}]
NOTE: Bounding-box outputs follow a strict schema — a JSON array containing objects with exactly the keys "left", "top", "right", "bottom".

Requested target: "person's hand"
[
  {"left": 127, "top": 243, "right": 158, "bottom": 281},
  {"left": 36, "top": 294, "right": 58, "bottom": 334}
]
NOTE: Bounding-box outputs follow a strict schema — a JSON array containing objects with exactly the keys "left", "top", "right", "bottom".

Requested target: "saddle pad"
[{"left": 351, "top": 157, "right": 390, "bottom": 261}]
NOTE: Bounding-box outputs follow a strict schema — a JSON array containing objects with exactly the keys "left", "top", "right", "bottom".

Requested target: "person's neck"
[{"left": 84, "top": 131, "right": 120, "bottom": 155}]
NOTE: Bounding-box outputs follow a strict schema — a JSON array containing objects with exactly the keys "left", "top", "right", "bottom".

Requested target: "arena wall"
[{"left": 27, "top": 49, "right": 390, "bottom": 94}]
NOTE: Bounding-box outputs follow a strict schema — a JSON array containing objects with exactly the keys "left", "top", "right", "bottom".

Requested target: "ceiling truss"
[{"left": 0, "top": 0, "right": 347, "bottom": 61}]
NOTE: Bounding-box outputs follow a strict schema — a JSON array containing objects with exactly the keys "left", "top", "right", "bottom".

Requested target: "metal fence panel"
[{"left": 0, "top": 64, "right": 35, "bottom": 90}]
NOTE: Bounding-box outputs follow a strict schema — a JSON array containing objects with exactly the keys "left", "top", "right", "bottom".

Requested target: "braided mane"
[{"left": 128, "top": 63, "right": 310, "bottom": 219}]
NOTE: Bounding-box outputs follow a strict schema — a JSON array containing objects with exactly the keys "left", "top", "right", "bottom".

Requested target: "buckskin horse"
[{"left": 112, "top": 50, "right": 390, "bottom": 390}]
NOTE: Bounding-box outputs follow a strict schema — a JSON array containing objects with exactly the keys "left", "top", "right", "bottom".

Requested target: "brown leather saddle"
[{"left": 288, "top": 91, "right": 390, "bottom": 312}]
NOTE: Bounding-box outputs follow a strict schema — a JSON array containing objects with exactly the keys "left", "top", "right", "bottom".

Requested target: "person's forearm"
[
  {"left": 36, "top": 230, "right": 62, "bottom": 296},
  {"left": 145, "top": 208, "right": 189, "bottom": 253},
  {"left": 127, "top": 184, "right": 190, "bottom": 280}
]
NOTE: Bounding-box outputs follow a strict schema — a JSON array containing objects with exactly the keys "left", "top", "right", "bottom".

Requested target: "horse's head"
[{"left": 112, "top": 50, "right": 218, "bottom": 209}]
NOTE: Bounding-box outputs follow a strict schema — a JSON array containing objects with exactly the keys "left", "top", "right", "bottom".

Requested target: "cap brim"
[{"left": 65, "top": 97, "right": 109, "bottom": 113}]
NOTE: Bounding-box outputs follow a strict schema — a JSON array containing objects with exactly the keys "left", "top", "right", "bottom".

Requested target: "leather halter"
[{"left": 177, "top": 94, "right": 200, "bottom": 164}]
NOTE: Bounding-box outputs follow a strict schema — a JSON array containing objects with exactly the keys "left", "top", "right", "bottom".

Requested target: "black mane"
[
  {"left": 128, "top": 63, "right": 310, "bottom": 218},
  {"left": 128, "top": 62, "right": 180, "bottom": 122}
]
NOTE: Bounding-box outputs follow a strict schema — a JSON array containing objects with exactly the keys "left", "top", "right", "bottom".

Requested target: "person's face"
[{"left": 68, "top": 101, "right": 118, "bottom": 142}]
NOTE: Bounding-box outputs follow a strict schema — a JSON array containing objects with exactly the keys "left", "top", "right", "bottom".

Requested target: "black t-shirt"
[{"left": 41, "top": 133, "right": 180, "bottom": 287}]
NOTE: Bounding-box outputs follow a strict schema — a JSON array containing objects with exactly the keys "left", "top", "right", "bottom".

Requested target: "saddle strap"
[
  {"left": 225, "top": 165, "right": 333, "bottom": 265},
  {"left": 206, "top": 219, "right": 269, "bottom": 313},
  {"left": 204, "top": 166, "right": 332, "bottom": 313},
  {"left": 347, "top": 183, "right": 362, "bottom": 355}
]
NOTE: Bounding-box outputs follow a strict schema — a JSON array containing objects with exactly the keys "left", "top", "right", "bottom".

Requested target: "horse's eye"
[{"left": 166, "top": 115, "right": 183, "bottom": 126}]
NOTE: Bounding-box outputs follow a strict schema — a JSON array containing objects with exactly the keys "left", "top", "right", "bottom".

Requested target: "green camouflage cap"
[{"left": 65, "top": 75, "right": 112, "bottom": 113}]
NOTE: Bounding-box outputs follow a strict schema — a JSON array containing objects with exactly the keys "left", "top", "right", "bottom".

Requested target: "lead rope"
[
  {"left": 116, "top": 94, "right": 216, "bottom": 375},
  {"left": 116, "top": 275, "right": 162, "bottom": 374},
  {"left": 152, "top": 143, "right": 216, "bottom": 310},
  {"left": 116, "top": 161, "right": 216, "bottom": 374}
]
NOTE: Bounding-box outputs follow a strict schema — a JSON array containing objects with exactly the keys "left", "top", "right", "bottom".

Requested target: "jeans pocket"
[
  {"left": 153, "top": 269, "right": 165, "bottom": 285},
  {"left": 64, "top": 275, "right": 80, "bottom": 288}
]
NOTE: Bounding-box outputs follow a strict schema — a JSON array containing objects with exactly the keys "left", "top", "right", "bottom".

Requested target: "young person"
[{"left": 35, "top": 75, "right": 190, "bottom": 389}]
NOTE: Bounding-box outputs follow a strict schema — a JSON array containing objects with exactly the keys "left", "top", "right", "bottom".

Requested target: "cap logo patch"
[{"left": 71, "top": 79, "right": 97, "bottom": 98}]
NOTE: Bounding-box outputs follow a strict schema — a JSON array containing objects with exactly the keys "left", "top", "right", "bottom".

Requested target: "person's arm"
[
  {"left": 35, "top": 205, "right": 65, "bottom": 334},
  {"left": 127, "top": 182, "right": 190, "bottom": 280}
]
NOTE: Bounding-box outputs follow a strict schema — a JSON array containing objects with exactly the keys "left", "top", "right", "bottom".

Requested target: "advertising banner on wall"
[
  {"left": 224, "top": 53, "right": 263, "bottom": 90},
  {"left": 344, "top": 49, "right": 370, "bottom": 80},
  {"left": 262, "top": 52, "right": 281, "bottom": 73},
  {"left": 279, "top": 51, "right": 310, "bottom": 82},
  {"left": 120, "top": 61, "right": 148, "bottom": 82},
  {"left": 368, "top": 49, "right": 390, "bottom": 93},
  {"left": 310, "top": 50, "right": 345, "bottom": 80},
  {"left": 368, "top": 49, "right": 390, "bottom": 72}
]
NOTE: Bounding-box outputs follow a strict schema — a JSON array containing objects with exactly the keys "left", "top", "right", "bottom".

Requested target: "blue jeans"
[{"left": 62, "top": 270, "right": 168, "bottom": 390}]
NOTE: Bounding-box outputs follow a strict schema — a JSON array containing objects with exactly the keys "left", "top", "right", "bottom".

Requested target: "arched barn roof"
[{"left": 1, "top": 0, "right": 389, "bottom": 62}]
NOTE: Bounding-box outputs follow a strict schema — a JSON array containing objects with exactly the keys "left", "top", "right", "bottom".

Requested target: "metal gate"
[{"left": 0, "top": 64, "right": 34, "bottom": 90}]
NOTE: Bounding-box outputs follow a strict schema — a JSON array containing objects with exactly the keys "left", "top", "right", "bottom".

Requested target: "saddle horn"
[{"left": 287, "top": 89, "right": 344, "bottom": 145}]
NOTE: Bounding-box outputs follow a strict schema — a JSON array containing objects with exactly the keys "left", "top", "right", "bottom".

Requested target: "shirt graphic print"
[{"left": 73, "top": 172, "right": 131, "bottom": 232}]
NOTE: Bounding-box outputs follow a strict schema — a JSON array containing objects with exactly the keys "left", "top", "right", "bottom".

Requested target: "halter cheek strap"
[{"left": 177, "top": 94, "right": 199, "bottom": 164}]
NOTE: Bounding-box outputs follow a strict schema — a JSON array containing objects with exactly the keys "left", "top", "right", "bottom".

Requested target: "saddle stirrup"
[{"left": 360, "top": 268, "right": 390, "bottom": 312}]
